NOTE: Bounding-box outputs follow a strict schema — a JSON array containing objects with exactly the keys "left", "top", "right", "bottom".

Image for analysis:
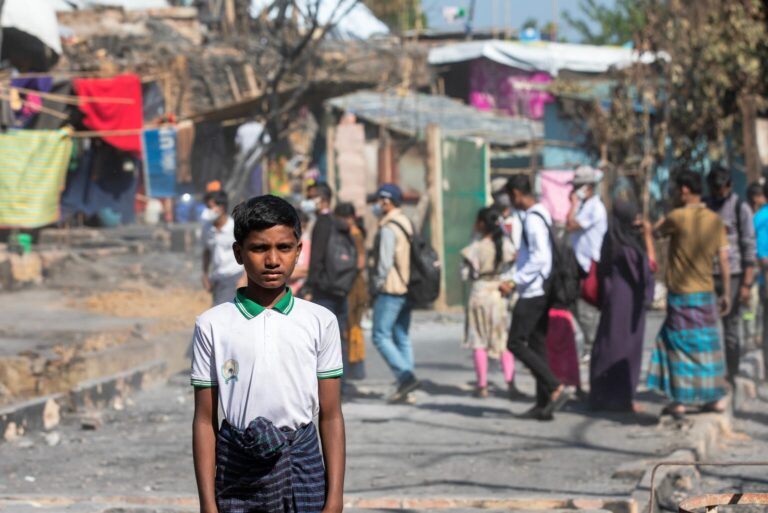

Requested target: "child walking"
[
  {"left": 461, "top": 207, "right": 517, "bottom": 398},
  {"left": 191, "top": 195, "right": 345, "bottom": 513}
]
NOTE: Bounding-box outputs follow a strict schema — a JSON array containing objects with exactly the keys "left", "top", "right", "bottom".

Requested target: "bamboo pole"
[
  {"left": 0, "top": 93, "right": 69, "bottom": 120},
  {"left": 10, "top": 86, "right": 135, "bottom": 105}
]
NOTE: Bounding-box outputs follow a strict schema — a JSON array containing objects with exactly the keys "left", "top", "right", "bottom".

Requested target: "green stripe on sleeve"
[
  {"left": 191, "top": 379, "right": 218, "bottom": 388},
  {"left": 317, "top": 368, "right": 344, "bottom": 379}
]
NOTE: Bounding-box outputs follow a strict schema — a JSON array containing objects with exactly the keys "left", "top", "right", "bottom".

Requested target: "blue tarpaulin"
[{"left": 142, "top": 127, "right": 176, "bottom": 198}]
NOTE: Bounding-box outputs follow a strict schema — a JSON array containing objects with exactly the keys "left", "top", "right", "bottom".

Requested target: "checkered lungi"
[
  {"left": 216, "top": 417, "right": 326, "bottom": 513},
  {"left": 647, "top": 291, "right": 727, "bottom": 404}
]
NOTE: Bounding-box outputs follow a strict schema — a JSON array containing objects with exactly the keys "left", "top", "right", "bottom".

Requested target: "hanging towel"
[
  {"left": 142, "top": 127, "right": 177, "bottom": 198},
  {"left": 73, "top": 74, "right": 143, "bottom": 154},
  {"left": 539, "top": 170, "right": 575, "bottom": 224},
  {"left": 0, "top": 129, "right": 73, "bottom": 228}
]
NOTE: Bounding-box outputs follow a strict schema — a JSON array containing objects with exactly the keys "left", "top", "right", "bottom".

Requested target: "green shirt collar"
[{"left": 234, "top": 288, "right": 295, "bottom": 319}]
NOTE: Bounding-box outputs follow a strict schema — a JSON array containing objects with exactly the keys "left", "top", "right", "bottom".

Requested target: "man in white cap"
[{"left": 566, "top": 165, "right": 607, "bottom": 358}]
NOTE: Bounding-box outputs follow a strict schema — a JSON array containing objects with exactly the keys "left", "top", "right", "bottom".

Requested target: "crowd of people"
[{"left": 196, "top": 164, "right": 768, "bottom": 421}]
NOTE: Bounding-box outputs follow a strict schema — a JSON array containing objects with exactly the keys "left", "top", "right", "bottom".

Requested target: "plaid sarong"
[
  {"left": 647, "top": 292, "right": 727, "bottom": 404},
  {"left": 216, "top": 417, "right": 326, "bottom": 513}
]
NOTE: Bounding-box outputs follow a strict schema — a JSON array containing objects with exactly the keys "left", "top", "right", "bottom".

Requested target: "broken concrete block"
[
  {"left": 45, "top": 432, "right": 61, "bottom": 447},
  {"left": 42, "top": 399, "right": 60, "bottom": 431},
  {"left": 9, "top": 253, "right": 43, "bottom": 286},
  {"left": 3, "top": 421, "right": 19, "bottom": 442},
  {"left": 81, "top": 413, "right": 103, "bottom": 431}
]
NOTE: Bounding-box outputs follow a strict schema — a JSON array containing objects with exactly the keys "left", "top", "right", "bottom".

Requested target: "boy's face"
[{"left": 233, "top": 225, "right": 302, "bottom": 289}]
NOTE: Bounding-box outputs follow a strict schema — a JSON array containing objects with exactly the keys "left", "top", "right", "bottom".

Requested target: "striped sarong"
[
  {"left": 647, "top": 292, "right": 727, "bottom": 404},
  {"left": 216, "top": 417, "right": 326, "bottom": 513}
]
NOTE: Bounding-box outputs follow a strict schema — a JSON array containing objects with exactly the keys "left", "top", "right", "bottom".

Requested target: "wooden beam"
[
  {"left": 225, "top": 66, "right": 242, "bottom": 102},
  {"left": 426, "top": 123, "right": 447, "bottom": 311}
]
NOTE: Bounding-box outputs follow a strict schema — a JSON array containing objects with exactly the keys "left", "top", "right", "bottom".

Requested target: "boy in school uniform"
[{"left": 191, "top": 195, "right": 346, "bottom": 513}]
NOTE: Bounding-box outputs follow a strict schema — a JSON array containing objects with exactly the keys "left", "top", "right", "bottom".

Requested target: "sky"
[{"left": 421, "top": 0, "right": 615, "bottom": 42}]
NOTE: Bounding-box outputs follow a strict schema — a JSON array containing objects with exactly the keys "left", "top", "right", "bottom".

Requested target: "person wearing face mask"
[
  {"left": 200, "top": 191, "right": 244, "bottom": 306},
  {"left": 369, "top": 184, "right": 421, "bottom": 403},
  {"left": 566, "top": 166, "right": 608, "bottom": 359},
  {"left": 300, "top": 183, "right": 320, "bottom": 223},
  {"left": 705, "top": 165, "right": 757, "bottom": 394}
]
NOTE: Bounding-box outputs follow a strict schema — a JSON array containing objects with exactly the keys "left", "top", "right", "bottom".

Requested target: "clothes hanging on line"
[
  {"left": 0, "top": 129, "right": 73, "bottom": 228},
  {"left": 72, "top": 74, "right": 143, "bottom": 155}
]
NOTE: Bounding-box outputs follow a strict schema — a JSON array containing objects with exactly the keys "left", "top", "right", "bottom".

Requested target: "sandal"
[
  {"left": 660, "top": 404, "right": 686, "bottom": 420},
  {"left": 701, "top": 400, "right": 727, "bottom": 413}
]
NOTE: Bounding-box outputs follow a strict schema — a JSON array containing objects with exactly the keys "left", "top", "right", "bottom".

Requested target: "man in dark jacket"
[{"left": 706, "top": 165, "right": 757, "bottom": 390}]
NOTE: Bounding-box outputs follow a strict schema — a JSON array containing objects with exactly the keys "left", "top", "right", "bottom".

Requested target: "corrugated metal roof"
[{"left": 326, "top": 90, "right": 542, "bottom": 147}]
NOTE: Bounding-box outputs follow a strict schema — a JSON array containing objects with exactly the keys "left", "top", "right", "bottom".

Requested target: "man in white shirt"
[
  {"left": 500, "top": 175, "right": 566, "bottom": 421},
  {"left": 201, "top": 191, "right": 244, "bottom": 306},
  {"left": 566, "top": 166, "right": 607, "bottom": 357}
]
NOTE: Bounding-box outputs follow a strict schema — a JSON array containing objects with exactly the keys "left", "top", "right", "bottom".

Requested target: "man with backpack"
[
  {"left": 306, "top": 182, "right": 358, "bottom": 365},
  {"left": 706, "top": 165, "right": 757, "bottom": 391},
  {"left": 501, "top": 175, "right": 568, "bottom": 421},
  {"left": 370, "top": 184, "right": 422, "bottom": 403}
]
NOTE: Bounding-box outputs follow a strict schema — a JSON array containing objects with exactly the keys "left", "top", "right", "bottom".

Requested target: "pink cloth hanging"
[{"left": 539, "top": 170, "right": 575, "bottom": 224}]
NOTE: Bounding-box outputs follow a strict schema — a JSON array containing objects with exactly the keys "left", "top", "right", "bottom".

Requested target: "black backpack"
[
  {"left": 384, "top": 220, "right": 441, "bottom": 306},
  {"left": 322, "top": 218, "right": 358, "bottom": 297},
  {"left": 524, "top": 211, "right": 580, "bottom": 308}
]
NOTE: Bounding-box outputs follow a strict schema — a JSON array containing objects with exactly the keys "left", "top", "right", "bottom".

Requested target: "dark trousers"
[
  {"left": 313, "top": 292, "right": 350, "bottom": 376},
  {"left": 762, "top": 286, "right": 768, "bottom": 379},
  {"left": 507, "top": 295, "right": 561, "bottom": 407},
  {"left": 715, "top": 274, "right": 743, "bottom": 384}
]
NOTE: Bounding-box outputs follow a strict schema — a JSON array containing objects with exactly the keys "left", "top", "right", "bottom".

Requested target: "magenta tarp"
[{"left": 469, "top": 59, "right": 553, "bottom": 119}]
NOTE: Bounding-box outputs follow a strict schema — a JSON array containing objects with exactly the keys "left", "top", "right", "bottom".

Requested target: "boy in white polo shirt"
[{"left": 191, "top": 195, "right": 345, "bottom": 513}]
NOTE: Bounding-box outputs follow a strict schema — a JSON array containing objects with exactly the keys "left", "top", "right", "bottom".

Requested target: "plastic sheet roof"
[
  {"left": 50, "top": 0, "right": 170, "bottom": 10},
  {"left": 428, "top": 40, "right": 661, "bottom": 76},
  {"left": 249, "top": 0, "right": 389, "bottom": 40},
  {"left": 3, "top": 0, "right": 62, "bottom": 54},
  {"left": 326, "top": 90, "right": 542, "bottom": 147}
]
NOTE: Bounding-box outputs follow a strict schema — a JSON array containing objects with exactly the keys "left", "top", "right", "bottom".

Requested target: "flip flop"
[{"left": 660, "top": 405, "right": 686, "bottom": 420}]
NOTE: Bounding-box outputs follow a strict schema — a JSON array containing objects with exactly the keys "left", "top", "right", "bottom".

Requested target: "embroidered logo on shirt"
[{"left": 221, "top": 359, "right": 239, "bottom": 384}]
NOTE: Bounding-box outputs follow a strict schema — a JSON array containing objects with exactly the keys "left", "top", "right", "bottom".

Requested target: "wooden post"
[
  {"left": 426, "top": 123, "right": 447, "bottom": 311},
  {"left": 326, "top": 124, "right": 337, "bottom": 194}
]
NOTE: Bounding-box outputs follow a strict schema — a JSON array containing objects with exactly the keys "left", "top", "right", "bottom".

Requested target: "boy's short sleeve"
[
  {"left": 190, "top": 319, "right": 218, "bottom": 388},
  {"left": 658, "top": 210, "right": 678, "bottom": 237},
  {"left": 316, "top": 316, "right": 343, "bottom": 379}
]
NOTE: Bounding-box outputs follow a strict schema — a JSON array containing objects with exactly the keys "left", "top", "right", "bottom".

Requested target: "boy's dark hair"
[
  {"left": 707, "top": 164, "right": 731, "bottom": 190},
  {"left": 204, "top": 190, "right": 228, "bottom": 210},
  {"left": 747, "top": 181, "right": 764, "bottom": 201},
  {"left": 334, "top": 202, "right": 356, "bottom": 218},
  {"left": 505, "top": 174, "right": 532, "bottom": 196},
  {"left": 315, "top": 182, "right": 333, "bottom": 203},
  {"left": 675, "top": 170, "right": 703, "bottom": 195},
  {"left": 232, "top": 195, "right": 301, "bottom": 244}
]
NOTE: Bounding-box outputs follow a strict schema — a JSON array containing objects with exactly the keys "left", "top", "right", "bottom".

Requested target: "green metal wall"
[{"left": 441, "top": 138, "right": 489, "bottom": 306}]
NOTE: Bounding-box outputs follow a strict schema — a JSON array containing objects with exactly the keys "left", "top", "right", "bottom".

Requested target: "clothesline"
[
  {"left": 2, "top": 71, "right": 169, "bottom": 84},
  {"left": 0, "top": 93, "right": 69, "bottom": 121},
  {"left": 10, "top": 86, "right": 136, "bottom": 105}
]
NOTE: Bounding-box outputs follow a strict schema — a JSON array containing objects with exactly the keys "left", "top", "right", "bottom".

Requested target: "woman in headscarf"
[{"left": 589, "top": 197, "right": 656, "bottom": 412}]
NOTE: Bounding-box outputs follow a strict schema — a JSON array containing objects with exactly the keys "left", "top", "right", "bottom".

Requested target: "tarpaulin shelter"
[
  {"left": 326, "top": 90, "right": 542, "bottom": 307},
  {"left": 1, "top": 0, "right": 62, "bottom": 70},
  {"left": 249, "top": 0, "right": 389, "bottom": 40}
]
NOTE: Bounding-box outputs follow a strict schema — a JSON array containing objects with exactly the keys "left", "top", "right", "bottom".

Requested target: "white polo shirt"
[
  {"left": 190, "top": 288, "right": 343, "bottom": 430},
  {"left": 570, "top": 195, "right": 607, "bottom": 273},
  {"left": 201, "top": 217, "right": 242, "bottom": 280}
]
